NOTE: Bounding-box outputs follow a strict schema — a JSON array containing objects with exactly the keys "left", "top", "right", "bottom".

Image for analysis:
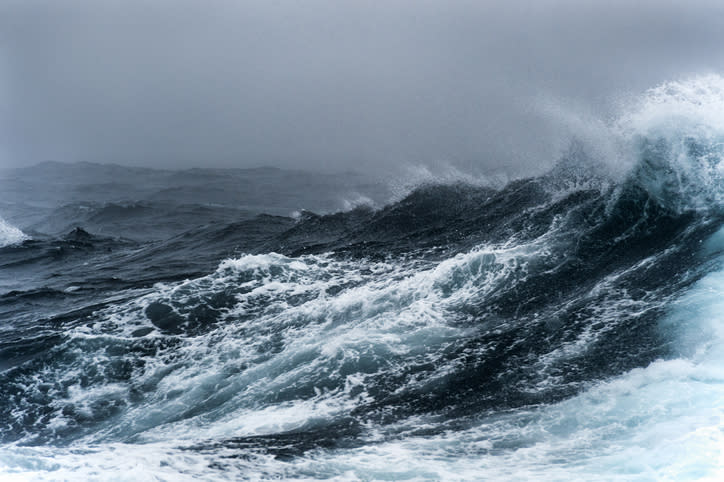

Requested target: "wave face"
[{"left": 3, "top": 76, "right": 724, "bottom": 479}]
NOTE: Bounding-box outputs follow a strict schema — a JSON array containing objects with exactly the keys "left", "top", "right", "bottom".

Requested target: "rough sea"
[{"left": 2, "top": 77, "right": 724, "bottom": 480}]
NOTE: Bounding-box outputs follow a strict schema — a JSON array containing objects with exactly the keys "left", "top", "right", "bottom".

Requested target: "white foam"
[
  {"left": 0, "top": 217, "right": 27, "bottom": 247},
  {"left": 0, "top": 442, "right": 276, "bottom": 481},
  {"left": 0, "top": 271, "right": 717, "bottom": 479},
  {"left": 5, "top": 224, "right": 576, "bottom": 451},
  {"left": 263, "top": 233, "right": 724, "bottom": 480}
]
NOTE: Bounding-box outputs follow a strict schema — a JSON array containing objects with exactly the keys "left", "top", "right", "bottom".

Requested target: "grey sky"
[{"left": 2, "top": 0, "right": 724, "bottom": 174}]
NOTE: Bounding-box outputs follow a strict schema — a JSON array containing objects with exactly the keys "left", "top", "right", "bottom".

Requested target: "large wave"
[{"left": 3, "top": 76, "right": 724, "bottom": 479}]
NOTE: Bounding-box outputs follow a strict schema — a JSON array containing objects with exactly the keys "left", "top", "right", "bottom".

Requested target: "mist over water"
[
  {"left": 4, "top": 0, "right": 724, "bottom": 176},
  {"left": 0, "top": 76, "right": 723, "bottom": 479}
]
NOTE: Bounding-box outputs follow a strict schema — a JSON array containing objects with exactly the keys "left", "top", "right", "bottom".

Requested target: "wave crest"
[
  {"left": 619, "top": 75, "right": 724, "bottom": 212},
  {"left": 548, "top": 75, "right": 724, "bottom": 214},
  {"left": 0, "top": 217, "right": 28, "bottom": 247}
]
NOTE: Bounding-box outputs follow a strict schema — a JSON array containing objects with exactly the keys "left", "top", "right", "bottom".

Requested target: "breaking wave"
[{"left": 0, "top": 217, "right": 27, "bottom": 248}]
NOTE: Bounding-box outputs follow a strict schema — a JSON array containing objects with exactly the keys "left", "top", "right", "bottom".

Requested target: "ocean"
[{"left": 1, "top": 77, "right": 724, "bottom": 480}]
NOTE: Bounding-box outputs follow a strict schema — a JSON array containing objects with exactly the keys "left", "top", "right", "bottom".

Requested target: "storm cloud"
[{"left": 2, "top": 0, "right": 724, "bottom": 174}]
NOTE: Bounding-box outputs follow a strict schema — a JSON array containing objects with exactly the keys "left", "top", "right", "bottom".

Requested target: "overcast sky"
[{"left": 2, "top": 0, "right": 724, "bottom": 174}]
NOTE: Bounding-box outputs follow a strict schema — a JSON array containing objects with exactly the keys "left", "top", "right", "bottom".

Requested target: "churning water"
[{"left": 3, "top": 77, "right": 724, "bottom": 480}]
